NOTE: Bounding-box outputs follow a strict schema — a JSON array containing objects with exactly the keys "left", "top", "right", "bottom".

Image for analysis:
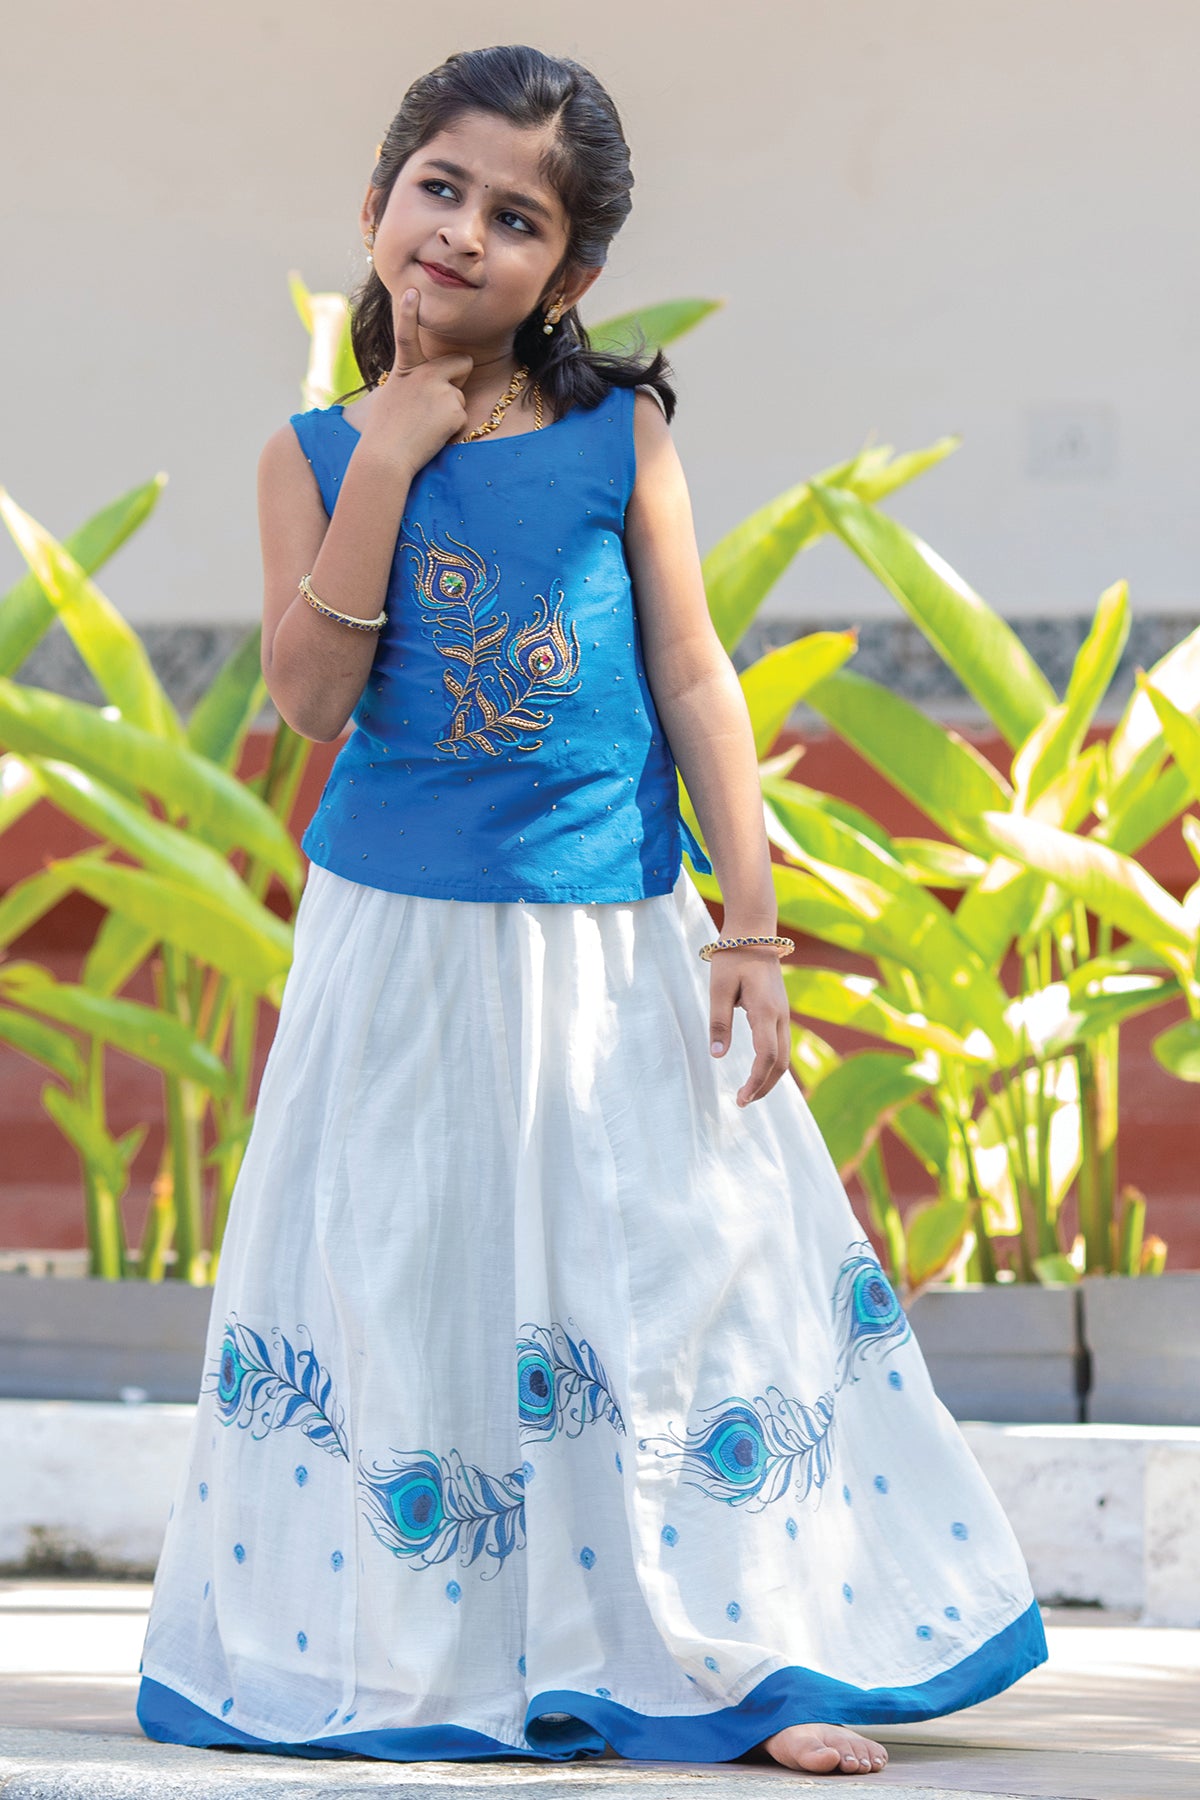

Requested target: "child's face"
[{"left": 363, "top": 111, "right": 594, "bottom": 348}]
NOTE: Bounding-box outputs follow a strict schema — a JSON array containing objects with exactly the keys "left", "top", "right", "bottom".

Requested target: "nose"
[{"left": 438, "top": 200, "right": 485, "bottom": 258}]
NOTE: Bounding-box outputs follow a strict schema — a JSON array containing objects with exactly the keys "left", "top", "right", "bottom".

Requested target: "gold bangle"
[
  {"left": 698, "top": 935, "right": 795, "bottom": 963},
  {"left": 298, "top": 573, "right": 387, "bottom": 632}
]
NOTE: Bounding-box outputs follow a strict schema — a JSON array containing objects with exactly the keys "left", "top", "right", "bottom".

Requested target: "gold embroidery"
[{"left": 402, "top": 524, "right": 582, "bottom": 758}]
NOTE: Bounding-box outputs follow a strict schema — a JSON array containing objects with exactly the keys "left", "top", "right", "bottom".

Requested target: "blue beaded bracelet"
[{"left": 698, "top": 935, "right": 794, "bottom": 962}]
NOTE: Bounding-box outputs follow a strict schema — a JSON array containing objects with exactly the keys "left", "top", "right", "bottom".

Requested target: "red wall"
[{"left": 1, "top": 725, "right": 1195, "bottom": 1267}]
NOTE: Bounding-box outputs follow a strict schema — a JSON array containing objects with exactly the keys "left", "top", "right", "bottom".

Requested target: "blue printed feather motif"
[
  {"left": 639, "top": 1385, "right": 835, "bottom": 1509},
  {"left": 358, "top": 1448, "right": 526, "bottom": 1578},
  {"left": 517, "top": 1321, "right": 625, "bottom": 1441},
  {"left": 205, "top": 1316, "right": 348, "bottom": 1458},
  {"left": 832, "top": 1240, "right": 911, "bottom": 1389}
]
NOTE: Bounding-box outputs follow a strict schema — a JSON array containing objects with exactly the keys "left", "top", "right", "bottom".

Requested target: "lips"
[{"left": 418, "top": 260, "right": 475, "bottom": 289}]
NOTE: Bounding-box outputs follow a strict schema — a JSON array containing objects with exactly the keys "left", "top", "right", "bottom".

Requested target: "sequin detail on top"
[{"left": 403, "top": 522, "right": 582, "bottom": 759}]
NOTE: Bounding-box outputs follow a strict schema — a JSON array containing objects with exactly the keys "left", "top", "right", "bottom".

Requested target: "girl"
[{"left": 136, "top": 43, "right": 1047, "bottom": 1777}]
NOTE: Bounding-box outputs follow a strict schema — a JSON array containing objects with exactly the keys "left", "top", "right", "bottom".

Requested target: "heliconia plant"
[{"left": 683, "top": 480, "right": 1199, "bottom": 1295}]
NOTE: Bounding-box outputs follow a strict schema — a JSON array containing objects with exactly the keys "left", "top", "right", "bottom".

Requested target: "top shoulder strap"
[{"left": 288, "top": 408, "right": 354, "bottom": 515}]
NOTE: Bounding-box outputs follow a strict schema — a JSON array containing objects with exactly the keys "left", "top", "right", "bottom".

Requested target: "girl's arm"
[
  {"left": 257, "top": 288, "right": 471, "bottom": 742},
  {"left": 625, "top": 391, "right": 792, "bottom": 1104}
]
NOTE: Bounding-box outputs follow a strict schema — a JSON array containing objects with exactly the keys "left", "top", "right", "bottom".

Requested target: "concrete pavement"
[{"left": 0, "top": 1581, "right": 1195, "bottom": 1798}]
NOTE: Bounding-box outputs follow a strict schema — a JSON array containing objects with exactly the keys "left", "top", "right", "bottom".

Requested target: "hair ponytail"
[{"left": 336, "top": 45, "right": 676, "bottom": 423}]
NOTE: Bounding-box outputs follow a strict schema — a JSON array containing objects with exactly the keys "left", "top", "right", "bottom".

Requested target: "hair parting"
[{"left": 337, "top": 43, "right": 676, "bottom": 422}]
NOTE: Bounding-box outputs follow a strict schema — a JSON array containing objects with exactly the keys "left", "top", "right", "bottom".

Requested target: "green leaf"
[
  {"left": 803, "top": 668, "right": 1011, "bottom": 847},
  {"left": 27, "top": 757, "right": 282, "bottom": 919},
  {"left": 890, "top": 1102, "right": 950, "bottom": 1177},
  {"left": 0, "top": 859, "right": 84, "bottom": 951},
  {"left": 702, "top": 439, "right": 959, "bottom": 653},
  {"left": 47, "top": 856, "right": 292, "bottom": 996},
  {"left": 0, "top": 752, "right": 43, "bottom": 835},
  {"left": 0, "top": 488, "right": 184, "bottom": 742},
  {"left": 978, "top": 811, "right": 1196, "bottom": 959},
  {"left": 586, "top": 298, "right": 722, "bottom": 354},
  {"left": 1152, "top": 1018, "right": 1200, "bottom": 1081},
  {"left": 806, "top": 1051, "right": 937, "bottom": 1176},
  {"left": 740, "top": 631, "right": 857, "bottom": 758},
  {"left": 40, "top": 1083, "right": 143, "bottom": 1199},
  {"left": 81, "top": 913, "right": 157, "bottom": 995},
  {"left": 904, "top": 1197, "right": 972, "bottom": 1290},
  {"left": 186, "top": 627, "right": 267, "bottom": 770},
  {"left": 892, "top": 838, "right": 987, "bottom": 889},
  {"left": 806, "top": 482, "right": 1056, "bottom": 747},
  {"left": 290, "top": 275, "right": 362, "bottom": 410},
  {"left": 1033, "top": 1253, "right": 1081, "bottom": 1285},
  {"left": 783, "top": 965, "right": 987, "bottom": 1061},
  {"left": 0, "top": 678, "right": 301, "bottom": 889},
  {"left": 1139, "top": 673, "right": 1200, "bottom": 805},
  {"left": 0, "top": 476, "right": 166, "bottom": 678},
  {"left": 0, "top": 1004, "right": 85, "bottom": 1086},
  {"left": 1105, "top": 622, "right": 1200, "bottom": 817},
  {"left": 0, "top": 963, "right": 234, "bottom": 1091},
  {"left": 1013, "top": 582, "right": 1128, "bottom": 805}
]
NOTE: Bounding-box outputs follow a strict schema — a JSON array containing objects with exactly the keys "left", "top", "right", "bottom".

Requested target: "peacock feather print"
[
  {"left": 402, "top": 522, "right": 582, "bottom": 758},
  {"left": 205, "top": 1316, "right": 348, "bottom": 1458},
  {"left": 517, "top": 1321, "right": 626, "bottom": 1442},
  {"left": 831, "top": 1241, "right": 911, "bottom": 1389},
  {"left": 639, "top": 1385, "right": 836, "bottom": 1510},
  {"left": 358, "top": 1447, "right": 526, "bottom": 1578}
]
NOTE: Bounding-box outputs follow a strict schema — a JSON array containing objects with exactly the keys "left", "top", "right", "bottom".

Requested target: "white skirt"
[{"left": 136, "top": 861, "right": 1046, "bottom": 1763}]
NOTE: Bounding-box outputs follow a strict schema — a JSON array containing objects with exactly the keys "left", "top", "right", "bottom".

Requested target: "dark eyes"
[{"left": 420, "top": 179, "right": 535, "bottom": 235}]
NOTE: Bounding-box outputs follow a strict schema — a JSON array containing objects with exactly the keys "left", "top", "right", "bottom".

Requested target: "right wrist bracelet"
[{"left": 299, "top": 572, "right": 387, "bottom": 632}]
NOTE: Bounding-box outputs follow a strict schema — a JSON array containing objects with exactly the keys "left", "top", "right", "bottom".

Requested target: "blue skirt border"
[{"left": 136, "top": 1598, "right": 1046, "bottom": 1764}]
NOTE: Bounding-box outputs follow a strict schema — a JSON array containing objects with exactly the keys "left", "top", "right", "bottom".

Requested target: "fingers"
[
  {"left": 708, "top": 960, "right": 791, "bottom": 1107},
  {"left": 391, "top": 287, "right": 426, "bottom": 372}
]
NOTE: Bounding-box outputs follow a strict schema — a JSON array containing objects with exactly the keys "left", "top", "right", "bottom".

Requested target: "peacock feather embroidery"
[
  {"left": 402, "top": 522, "right": 582, "bottom": 758},
  {"left": 206, "top": 1316, "right": 348, "bottom": 1458},
  {"left": 639, "top": 1385, "right": 836, "bottom": 1510},
  {"left": 517, "top": 1321, "right": 626, "bottom": 1442},
  {"left": 831, "top": 1240, "right": 912, "bottom": 1389},
  {"left": 358, "top": 1447, "right": 526, "bottom": 1577}
]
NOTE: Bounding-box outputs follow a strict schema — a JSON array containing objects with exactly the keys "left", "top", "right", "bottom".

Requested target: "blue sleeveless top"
[{"left": 288, "top": 386, "right": 711, "bottom": 904}]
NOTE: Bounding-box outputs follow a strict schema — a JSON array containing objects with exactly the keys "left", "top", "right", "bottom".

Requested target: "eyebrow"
[{"left": 420, "top": 158, "right": 556, "bottom": 224}]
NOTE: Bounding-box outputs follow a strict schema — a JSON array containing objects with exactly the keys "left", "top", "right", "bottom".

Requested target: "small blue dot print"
[
  {"left": 579, "top": 1546, "right": 596, "bottom": 1569},
  {"left": 342, "top": 1710, "right": 357, "bottom": 1725},
  {"left": 704, "top": 1656, "right": 719, "bottom": 1672},
  {"left": 661, "top": 1525, "right": 678, "bottom": 1546},
  {"left": 785, "top": 1517, "right": 798, "bottom": 1539},
  {"left": 726, "top": 1602, "right": 741, "bottom": 1622},
  {"left": 596, "top": 1686, "right": 612, "bottom": 1698},
  {"left": 952, "top": 1521, "right": 969, "bottom": 1540},
  {"left": 202, "top": 1581, "right": 210, "bottom": 1599},
  {"left": 294, "top": 1466, "right": 308, "bottom": 1486},
  {"left": 297, "top": 1631, "right": 308, "bottom": 1652},
  {"left": 843, "top": 1583, "right": 854, "bottom": 1603},
  {"left": 233, "top": 1543, "right": 246, "bottom": 1563},
  {"left": 888, "top": 1370, "right": 904, "bottom": 1390},
  {"left": 198, "top": 1482, "right": 208, "bottom": 1501},
  {"left": 614, "top": 1451, "right": 622, "bottom": 1473},
  {"left": 517, "top": 1654, "right": 526, "bottom": 1676},
  {"left": 522, "top": 1460, "right": 535, "bottom": 1480},
  {"left": 330, "top": 1550, "right": 344, "bottom": 1571},
  {"left": 874, "top": 1475, "right": 889, "bottom": 1494},
  {"left": 324, "top": 1707, "right": 338, "bottom": 1725},
  {"left": 446, "top": 1581, "right": 462, "bottom": 1603},
  {"left": 843, "top": 1485, "right": 852, "bottom": 1505},
  {"left": 944, "top": 1605, "right": 961, "bottom": 1620},
  {"left": 221, "top": 1697, "right": 234, "bottom": 1717},
  {"left": 916, "top": 1624, "right": 933, "bottom": 1640}
]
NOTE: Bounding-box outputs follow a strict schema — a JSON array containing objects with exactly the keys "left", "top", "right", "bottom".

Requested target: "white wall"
[{"left": 2, "top": 0, "right": 1196, "bottom": 629}]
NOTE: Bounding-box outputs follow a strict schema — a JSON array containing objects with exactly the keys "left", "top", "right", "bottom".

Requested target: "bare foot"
[{"left": 761, "top": 1722, "right": 889, "bottom": 1774}]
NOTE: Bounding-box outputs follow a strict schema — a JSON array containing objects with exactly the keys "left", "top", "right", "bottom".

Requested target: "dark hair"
[{"left": 337, "top": 44, "right": 675, "bottom": 422}]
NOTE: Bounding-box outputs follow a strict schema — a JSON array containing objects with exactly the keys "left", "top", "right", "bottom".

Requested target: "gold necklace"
[{"left": 457, "top": 365, "right": 544, "bottom": 443}]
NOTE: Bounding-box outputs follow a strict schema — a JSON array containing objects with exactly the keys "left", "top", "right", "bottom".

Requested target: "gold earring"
[{"left": 542, "top": 297, "right": 564, "bottom": 336}]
